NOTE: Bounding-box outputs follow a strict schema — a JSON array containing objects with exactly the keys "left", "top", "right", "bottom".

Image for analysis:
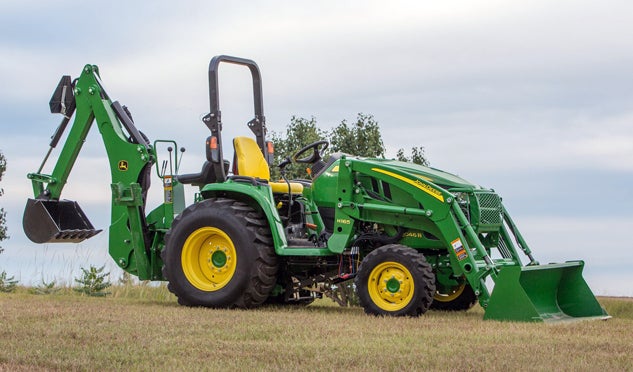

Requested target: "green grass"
[{"left": 1, "top": 288, "right": 632, "bottom": 371}]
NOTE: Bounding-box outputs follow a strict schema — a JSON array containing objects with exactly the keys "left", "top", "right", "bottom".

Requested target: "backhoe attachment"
[{"left": 23, "top": 64, "right": 156, "bottom": 246}]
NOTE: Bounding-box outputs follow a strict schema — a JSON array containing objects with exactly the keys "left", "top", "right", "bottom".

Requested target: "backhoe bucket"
[
  {"left": 23, "top": 198, "right": 102, "bottom": 243},
  {"left": 483, "top": 261, "right": 609, "bottom": 322}
]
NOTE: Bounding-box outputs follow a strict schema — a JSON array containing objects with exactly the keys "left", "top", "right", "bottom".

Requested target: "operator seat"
[{"left": 232, "top": 136, "right": 303, "bottom": 194}]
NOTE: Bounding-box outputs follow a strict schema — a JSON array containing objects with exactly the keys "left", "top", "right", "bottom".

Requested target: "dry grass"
[{"left": 1, "top": 288, "right": 632, "bottom": 371}]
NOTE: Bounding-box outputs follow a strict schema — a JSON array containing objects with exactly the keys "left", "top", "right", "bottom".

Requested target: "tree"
[
  {"left": 271, "top": 113, "right": 387, "bottom": 180},
  {"left": 330, "top": 113, "right": 385, "bottom": 157},
  {"left": 396, "top": 146, "right": 430, "bottom": 166},
  {"left": 0, "top": 150, "right": 7, "bottom": 254},
  {"left": 270, "top": 116, "right": 328, "bottom": 179}
]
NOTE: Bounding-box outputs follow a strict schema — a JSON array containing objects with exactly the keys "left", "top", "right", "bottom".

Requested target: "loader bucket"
[
  {"left": 483, "top": 261, "right": 609, "bottom": 323},
  {"left": 23, "top": 198, "right": 102, "bottom": 243}
]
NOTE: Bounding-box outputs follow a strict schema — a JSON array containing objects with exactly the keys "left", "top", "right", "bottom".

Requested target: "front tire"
[
  {"left": 431, "top": 282, "right": 477, "bottom": 311},
  {"left": 162, "top": 198, "right": 278, "bottom": 308},
  {"left": 355, "top": 245, "right": 435, "bottom": 317}
]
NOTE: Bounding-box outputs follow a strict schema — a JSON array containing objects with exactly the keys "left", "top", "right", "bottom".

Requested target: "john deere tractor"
[{"left": 24, "top": 55, "right": 609, "bottom": 322}]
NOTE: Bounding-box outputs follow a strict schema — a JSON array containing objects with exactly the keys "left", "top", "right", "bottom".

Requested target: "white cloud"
[
  {"left": 0, "top": 47, "right": 69, "bottom": 105},
  {"left": 561, "top": 115, "right": 633, "bottom": 171},
  {"left": 514, "top": 216, "right": 633, "bottom": 264},
  {"left": 380, "top": 108, "right": 633, "bottom": 177},
  {"left": 499, "top": 216, "right": 633, "bottom": 296}
]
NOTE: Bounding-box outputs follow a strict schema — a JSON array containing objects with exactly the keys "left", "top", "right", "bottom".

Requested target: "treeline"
[{"left": 270, "top": 113, "right": 428, "bottom": 179}]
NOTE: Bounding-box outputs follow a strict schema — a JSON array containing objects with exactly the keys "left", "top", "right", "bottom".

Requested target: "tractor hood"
[{"left": 358, "top": 158, "right": 482, "bottom": 191}]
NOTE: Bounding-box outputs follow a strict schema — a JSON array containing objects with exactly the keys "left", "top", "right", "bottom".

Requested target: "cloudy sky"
[{"left": 1, "top": 1, "right": 632, "bottom": 295}]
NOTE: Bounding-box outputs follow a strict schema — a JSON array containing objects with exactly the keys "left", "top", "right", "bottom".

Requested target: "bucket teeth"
[{"left": 53, "top": 229, "right": 102, "bottom": 242}]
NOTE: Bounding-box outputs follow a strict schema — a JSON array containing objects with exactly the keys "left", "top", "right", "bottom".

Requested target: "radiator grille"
[{"left": 475, "top": 192, "right": 502, "bottom": 226}]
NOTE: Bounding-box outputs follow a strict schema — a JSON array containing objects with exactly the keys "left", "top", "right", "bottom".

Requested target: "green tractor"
[{"left": 24, "top": 55, "right": 609, "bottom": 322}]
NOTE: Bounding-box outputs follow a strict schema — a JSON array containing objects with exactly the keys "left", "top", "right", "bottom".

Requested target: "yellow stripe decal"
[
  {"left": 412, "top": 173, "right": 433, "bottom": 182},
  {"left": 372, "top": 168, "right": 444, "bottom": 202}
]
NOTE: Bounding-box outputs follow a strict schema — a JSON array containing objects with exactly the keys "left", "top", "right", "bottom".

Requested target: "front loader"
[{"left": 24, "top": 55, "right": 609, "bottom": 322}]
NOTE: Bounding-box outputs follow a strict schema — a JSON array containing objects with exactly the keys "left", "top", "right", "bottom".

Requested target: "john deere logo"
[{"left": 118, "top": 160, "right": 128, "bottom": 171}]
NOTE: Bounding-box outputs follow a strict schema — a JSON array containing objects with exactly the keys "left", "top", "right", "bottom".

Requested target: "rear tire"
[
  {"left": 161, "top": 198, "right": 278, "bottom": 308},
  {"left": 355, "top": 245, "right": 435, "bottom": 317}
]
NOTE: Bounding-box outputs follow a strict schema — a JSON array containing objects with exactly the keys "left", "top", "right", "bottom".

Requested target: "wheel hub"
[
  {"left": 181, "top": 227, "right": 237, "bottom": 291},
  {"left": 210, "top": 248, "right": 228, "bottom": 268},
  {"left": 368, "top": 262, "right": 414, "bottom": 311},
  {"left": 385, "top": 276, "right": 401, "bottom": 293}
]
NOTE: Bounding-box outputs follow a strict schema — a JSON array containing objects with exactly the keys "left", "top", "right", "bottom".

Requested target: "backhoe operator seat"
[{"left": 233, "top": 137, "right": 303, "bottom": 194}]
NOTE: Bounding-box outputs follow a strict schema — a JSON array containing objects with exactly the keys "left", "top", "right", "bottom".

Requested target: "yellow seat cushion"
[
  {"left": 270, "top": 181, "right": 304, "bottom": 194},
  {"left": 233, "top": 136, "right": 270, "bottom": 180}
]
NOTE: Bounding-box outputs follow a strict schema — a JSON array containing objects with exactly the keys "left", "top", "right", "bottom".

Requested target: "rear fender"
[{"left": 200, "top": 181, "right": 288, "bottom": 252}]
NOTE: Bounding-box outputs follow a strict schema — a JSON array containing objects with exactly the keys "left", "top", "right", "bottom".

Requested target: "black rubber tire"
[
  {"left": 355, "top": 245, "right": 436, "bottom": 317},
  {"left": 430, "top": 283, "right": 478, "bottom": 311},
  {"left": 161, "top": 198, "right": 278, "bottom": 308}
]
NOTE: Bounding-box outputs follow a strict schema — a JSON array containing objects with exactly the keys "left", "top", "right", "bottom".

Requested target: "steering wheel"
[{"left": 292, "top": 140, "right": 329, "bottom": 164}]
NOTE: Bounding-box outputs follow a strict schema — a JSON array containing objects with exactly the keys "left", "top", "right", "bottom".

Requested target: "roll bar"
[{"left": 202, "top": 55, "right": 267, "bottom": 183}]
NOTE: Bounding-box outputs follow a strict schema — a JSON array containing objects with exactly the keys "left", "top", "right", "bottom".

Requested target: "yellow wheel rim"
[
  {"left": 367, "top": 261, "right": 415, "bottom": 312},
  {"left": 433, "top": 282, "right": 466, "bottom": 302},
  {"left": 181, "top": 227, "right": 237, "bottom": 291}
]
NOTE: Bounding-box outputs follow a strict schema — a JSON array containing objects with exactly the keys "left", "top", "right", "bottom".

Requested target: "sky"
[{"left": 1, "top": 1, "right": 632, "bottom": 296}]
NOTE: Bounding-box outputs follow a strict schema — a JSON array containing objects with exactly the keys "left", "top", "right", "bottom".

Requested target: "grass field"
[{"left": 1, "top": 286, "right": 632, "bottom": 371}]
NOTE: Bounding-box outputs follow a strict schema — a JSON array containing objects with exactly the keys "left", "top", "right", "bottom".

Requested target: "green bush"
[
  {"left": 74, "top": 265, "right": 112, "bottom": 297},
  {"left": 29, "top": 279, "right": 61, "bottom": 295},
  {"left": 0, "top": 270, "right": 18, "bottom": 293}
]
